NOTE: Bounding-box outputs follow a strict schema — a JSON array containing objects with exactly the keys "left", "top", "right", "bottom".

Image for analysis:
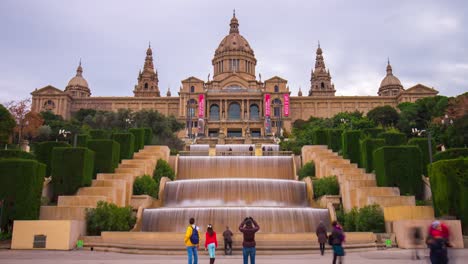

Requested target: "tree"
[
  {"left": 0, "top": 104, "right": 16, "bottom": 145},
  {"left": 366, "top": 105, "right": 399, "bottom": 127},
  {"left": 5, "top": 98, "right": 31, "bottom": 143}
]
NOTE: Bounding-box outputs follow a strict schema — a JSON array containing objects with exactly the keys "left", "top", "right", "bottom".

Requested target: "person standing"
[
  {"left": 329, "top": 221, "right": 345, "bottom": 264},
  {"left": 223, "top": 226, "right": 234, "bottom": 255},
  {"left": 426, "top": 221, "right": 450, "bottom": 264},
  {"left": 185, "top": 217, "right": 200, "bottom": 264},
  {"left": 239, "top": 217, "right": 260, "bottom": 264},
  {"left": 316, "top": 221, "right": 328, "bottom": 255},
  {"left": 204, "top": 224, "right": 218, "bottom": 264}
]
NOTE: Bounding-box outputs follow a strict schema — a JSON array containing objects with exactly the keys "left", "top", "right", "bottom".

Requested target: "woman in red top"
[{"left": 205, "top": 224, "right": 218, "bottom": 264}]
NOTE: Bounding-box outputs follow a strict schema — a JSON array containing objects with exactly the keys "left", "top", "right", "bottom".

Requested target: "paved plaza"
[{"left": 0, "top": 249, "right": 467, "bottom": 264}]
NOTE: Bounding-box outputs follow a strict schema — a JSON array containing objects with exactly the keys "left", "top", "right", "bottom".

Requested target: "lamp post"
[
  {"left": 340, "top": 118, "right": 352, "bottom": 130},
  {"left": 412, "top": 128, "right": 433, "bottom": 164}
]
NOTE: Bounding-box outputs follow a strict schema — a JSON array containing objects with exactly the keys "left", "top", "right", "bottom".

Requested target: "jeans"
[
  {"left": 243, "top": 247, "right": 256, "bottom": 264},
  {"left": 224, "top": 239, "right": 232, "bottom": 254},
  {"left": 187, "top": 246, "right": 198, "bottom": 264},
  {"left": 207, "top": 243, "right": 216, "bottom": 258}
]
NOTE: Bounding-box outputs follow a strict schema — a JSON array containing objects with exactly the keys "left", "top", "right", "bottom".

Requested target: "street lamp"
[
  {"left": 412, "top": 128, "right": 433, "bottom": 164},
  {"left": 340, "top": 118, "right": 352, "bottom": 130}
]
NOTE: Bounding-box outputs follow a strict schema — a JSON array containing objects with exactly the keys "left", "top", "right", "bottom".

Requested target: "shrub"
[
  {"left": 363, "top": 128, "right": 384, "bottom": 138},
  {"left": 111, "top": 133, "right": 135, "bottom": 161},
  {"left": 35, "top": 141, "right": 72, "bottom": 176},
  {"left": 76, "top": 134, "right": 90, "bottom": 148},
  {"left": 408, "top": 137, "right": 435, "bottom": 176},
  {"left": 86, "top": 201, "right": 136, "bottom": 235},
  {"left": 355, "top": 204, "right": 385, "bottom": 233},
  {"left": 360, "top": 138, "right": 385, "bottom": 173},
  {"left": 87, "top": 140, "right": 120, "bottom": 177},
  {"left": 133, "top": 175, "right": 158, "bottom": 198},
  {"left": 433, "top": 148, "right": 468, "bottom": 162},
  {"left": 298, "top": 161, "right": 315, "bottom": 180},
  {"left": 51, "top": 147, "right": 94, "bottom": 200},
  {"left": 343, "top": 208, "right": 358, "bottom": 231},
  {"left": 327, "top": 129, "right": 343, "bottom": 152},
  {"left": 312, "top": 129, "right": 328, "bottom": 145},
  {"left": 429, "top": 158, "right": 468, "bottom": 234},
  {"left": 0, "top": 159, "right": 45, "bottom": 230},
  {"left": 312, "top": 176, "right": 339, "bottom": 198},
  {"left": 279, "top": 140, "right": 301, "bottom": 155},
  {"left": 0, "top": 150, "right": 36, "bottom": 160},
  {"left": 342, "top": 130, "right": 362, "bottom": 165},
  {"left": 143, "top": 128, "right": 152, "bottom": 145},
  {"left": 129, "top": 128, "right": 145, "bottom": 152},
  {"left": 378, "top": 132, "right": 406, "bottom": 146},
  {"left": 153, "top": 158, "right": 175, "bottom": 181},
  {"left": 374, "top": 146, "right": 424, "bottom": 199},
  {"left": 89, "top": 129, "right": 109, "bottom": 139}
]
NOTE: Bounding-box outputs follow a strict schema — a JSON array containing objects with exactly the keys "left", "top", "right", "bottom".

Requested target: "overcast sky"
[{"left": 0, "top": 0, "right": 467, "bottom": 103}]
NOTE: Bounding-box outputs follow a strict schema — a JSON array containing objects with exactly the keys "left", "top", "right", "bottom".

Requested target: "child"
[{"left": 205, "top": 224, "right": 218, "bottom": 264}]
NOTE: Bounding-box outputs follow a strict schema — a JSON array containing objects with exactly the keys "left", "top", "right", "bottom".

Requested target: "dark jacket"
[
  {"left": 316, "top": 223, "right": 328, "bottom": 244},
  {"left": 239, "top": 219, "right": 260, "bottom": 248},
  {"left": 331, "top": 225, "right": 345, "bottom": 245},
  {"left": 223, "top": 229, "right": 233, "bottom": 242}
]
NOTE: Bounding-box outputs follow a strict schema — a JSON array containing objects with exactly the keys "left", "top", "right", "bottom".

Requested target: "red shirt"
[{"left": 205, "top": 232, "right": 218, "bottom": 248}]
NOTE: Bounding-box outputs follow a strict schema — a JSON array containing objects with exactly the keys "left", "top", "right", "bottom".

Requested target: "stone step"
[
  {"left": 352, "top": 187, "right": 400, "bottom": 208},
  {"left": 383, "top": 206, "right": 434, "bottom": 222},
  {"left": 40, "top": 206, "right": 88, "bottom": 221},
  {"left": 121, "top": 159, "right": 155, "bottom": 175},
  {"left": 57, "top": 195, "right": 109, "bottom": 207},
  {"left": 114, "top": 167, "right": 145, "bottom": 178},
  {"left": 97, "top": 173, "right": 134, "bottom": 205},
  {"left": 341, "top": 179, "right": 377, "bottom": 211},
  {"left": 77, "top": 187, "right": 117, "bottom": 204},
  {"left": 91, "top": 179, "right": 127, "bottom": 206},
  {"left": 337, "top": 173, "right": 375, "bottom": 185},
  {"left": 366, "top": 195, "right": 416, "bottom": 208},
  {"left": 118, "top": 163, "right": 150, "bottom": 175}
]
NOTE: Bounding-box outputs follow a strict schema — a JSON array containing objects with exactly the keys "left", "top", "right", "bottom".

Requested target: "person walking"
[
  {"left": 316, "top": 221, "right": 328, "bottom": 255},
  {"left": 223, "top": 226, "right": 234, "bottom": 255},
  {"left": 204, "top": 224, "right": 218, "bottom": 264},
  {"left": 329, "top": 221, "right": 345, "bottom": 264},
  {"left": 185, "top": 217, "right": 200, "bottom": 264},
  {"left": 239, "top": 216, "right": 260, "bottom": 264},
  {"left": 426, "top": 221, "right": 450, "bottom": 264}
]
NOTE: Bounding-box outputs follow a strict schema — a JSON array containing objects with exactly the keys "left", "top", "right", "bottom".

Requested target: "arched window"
[
  {"left": 144, "top": 83, "right": 148, "bottom": 89},
  {"left": 43, "top": 100, "right": 55, "bottom": 110},
  {"left": 228, "top": 102, "right": 241, "bottom": 120},
  {"left": 273, "top": 98, "right": 282, "bottom": 117},
  {"left": 250, "top": 104, "right": 259, "bottom": 120},
  {"left": 187, "top": 99, "right": 197, "bottom": 117},
  {"left": 274, "top": 85, "right": 279, "bottom": 93},
  {"left": 210, "top": 104, "right": 220, "bottom": 120},
  {"left": 321, "top": 82, "right": 325, "bottom": 89},
  {"left": 190, "top": 86, "right": 195, "bottom": 93}
]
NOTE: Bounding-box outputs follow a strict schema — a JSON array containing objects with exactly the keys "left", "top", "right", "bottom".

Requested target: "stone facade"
[{"left": 31, "top": 13, "right": 438, "bottom": 139}]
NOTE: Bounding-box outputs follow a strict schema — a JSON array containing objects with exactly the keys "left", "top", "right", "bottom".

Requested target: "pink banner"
[
  {"left": 283, "top": 94, "right": 290, "bottom": 117},
  {"left": 264, "top": 94, "right": 271, "bottom": 116},
  {"left": 198, "top": 94, "right": 205, "bottom": 118}
]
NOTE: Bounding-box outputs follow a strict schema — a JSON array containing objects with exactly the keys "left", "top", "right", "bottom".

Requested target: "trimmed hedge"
[
  {"left": 374, "top": 146, "right": 423, "bottom": 199},
  {"left": 143, "top": 128, "right": 152, "bottom": 145},
  {"left": 51, "top": 147, "right": 94, "bottom": 199},
  {"left": 89, "top": 129, "right": 109, "bottom": 139},
  {"left": 153, "top": 158, "right": 175, "bottom": 181},
  {"left": 378, "top": 132, "right": 407, "bottom": 146},
  {"left": 433, "top": 148, "right": 468, "bottom": 162},
  {"left": 86, "top": 201, "right": 136, "bottom": 235},
  {"left": 35, "top": 141, "right": 72, "bottom": 176},
  {"left": 327, "top": 129, "right": 343, "bottom": 152},
  {"left": 298, "top": 161, "right": 315, "bottom": 180},
  {"left": 429, "top": 158, "right": 468, "bottom": 233},
  {"left": 342, "top": 205, "right": 385, "bottom": 232},
  {"left": 312, "top": 129, "right": 328, "bottom": 146},
  {"left": 408, "top": 137, "right": 435, "bottom": 176},
  {"left": 76, "top": 134, "right": 90, "bottom": 148},
  {"left": 87, "top": 140, "right": 120, "bottom": 177},
  {"left": 312, "top": 176, "right": 339, "bottom": 198},
  {"left": 342, "top": 130, "right": 362, "bottom": 165},
  {"left": 363, "top": 128, "right": 385, "bottom": 138},
  {"left": 360, "top": 138, "right": 385, "bottom": 173},
  {"left": 111, "top": 133, "right": 135, "bottom": 161},
  {"left": 0, "top": 150, "right": 36, "bottom": 160},
  {"left": 0, "top": 159, "right": 45, "bottom": 230},
  {"left": 129, "top": 128, "right": 145, "bottom": 152}
]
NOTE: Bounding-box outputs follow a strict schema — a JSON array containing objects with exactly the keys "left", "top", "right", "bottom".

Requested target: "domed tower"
[
  {"left": 309, "top": 43, "right": 335, "bottom": 96},
  {"left": 134, "top": 44, "right": 160, "bottom": 97},
  {"left": 378, "top": 59, "right": 404, "bottom": 96},
  {"left": 212, "top": 11, "right": 257, "bottom": 83},
  {"left": 64, "top": 60, "right": 91, "bottom": 97}
]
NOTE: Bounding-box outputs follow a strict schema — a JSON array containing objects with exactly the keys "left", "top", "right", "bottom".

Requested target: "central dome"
[{"left": 214, "top": 14, "right": 254, "bottom": 56}]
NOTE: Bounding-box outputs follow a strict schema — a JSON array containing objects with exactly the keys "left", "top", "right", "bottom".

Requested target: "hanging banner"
[
  {"left": 264, "top": 116, "right": 272, "bottom": 135},
  {"left": 283, "top": 94, "right": 290, "bottom": 117},
  {"left": 264, "top": 94, "right": 271, "bottom": 117},
  {"left": 198, "top": 94, "right": 205, "bottom": 118}
]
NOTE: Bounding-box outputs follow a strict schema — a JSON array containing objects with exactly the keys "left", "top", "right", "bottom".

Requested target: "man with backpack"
[{"left": 185, "top": 217, "right": 200, "bottom": 264}]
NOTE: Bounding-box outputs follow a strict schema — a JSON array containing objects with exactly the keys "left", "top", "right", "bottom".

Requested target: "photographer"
[{"left": 239, "top": 216, "right": 260, "bottom": 264}]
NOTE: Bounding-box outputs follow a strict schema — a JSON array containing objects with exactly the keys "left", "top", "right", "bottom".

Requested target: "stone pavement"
[{"left": 0, "top": 249, "right": 467, "bottom": 264}]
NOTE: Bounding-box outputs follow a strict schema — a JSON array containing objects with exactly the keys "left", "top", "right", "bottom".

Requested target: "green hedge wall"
[
  {"left": 51, "top": 147, "right": 94, "bottom": 199},
  {"left": 111, "top": 133, "right": 135, "bottom": 161},
  {"left": 378, "top": 132, "right": 407, "bottom": 146},
  {"left": 313, "top": 129, "right": 328, "bottom": 146},
  {"left": 408, "top": 137, "right": 436, "bottom": 176},
  {"left": 360, "top": 138, "right": 385, "bottom": 173},
  {"left": 342, "top": 130, "right": 362, "bottom": 165},
  {"left": 154, "top": 158, "right": 175, "bottom": 181},
  {"left": 374, "top": 146, "right": 423, "bottom": 199},
  {"left": 129, "top": 128, "right": 145, "bottom": 152},
  {"left": 87, "top": 140, "right": 120, "bottom": 177},
  {"left": 89, "top": 129, "right": 109, "bottom": 139},
  {"left": 143, "top": 128, "right": 152, "bottom": 145},
  {"left": 363, "top": 128, "right": 385, "bottom": 138},
  {"left": 76, "top": 134, "right": 90, "bottom": 148},
  {"left": 0, "top": 150, "right": 36, "bottom": 160},
  {"left": 35, "top": 141, "right": 72, "bottom": 176},
  {"left": 0, "top": 159, "right": 45, "bottom": 229},
  {"left": 327, "top": 129, "right": 343, "bottom": 152},
  {"left": 86, "top": 201, "right": 136, "bottom": 236},
  {"left": 429, "top": 158, "right": 468, "bottom": 233},
  {"left": 433, "top": 148, "right": 468, "bottom": 162}
]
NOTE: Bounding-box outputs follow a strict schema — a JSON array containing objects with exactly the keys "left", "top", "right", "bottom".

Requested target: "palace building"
[{"left": 31, "top": 13, "right": 438, "bottom": 142}]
